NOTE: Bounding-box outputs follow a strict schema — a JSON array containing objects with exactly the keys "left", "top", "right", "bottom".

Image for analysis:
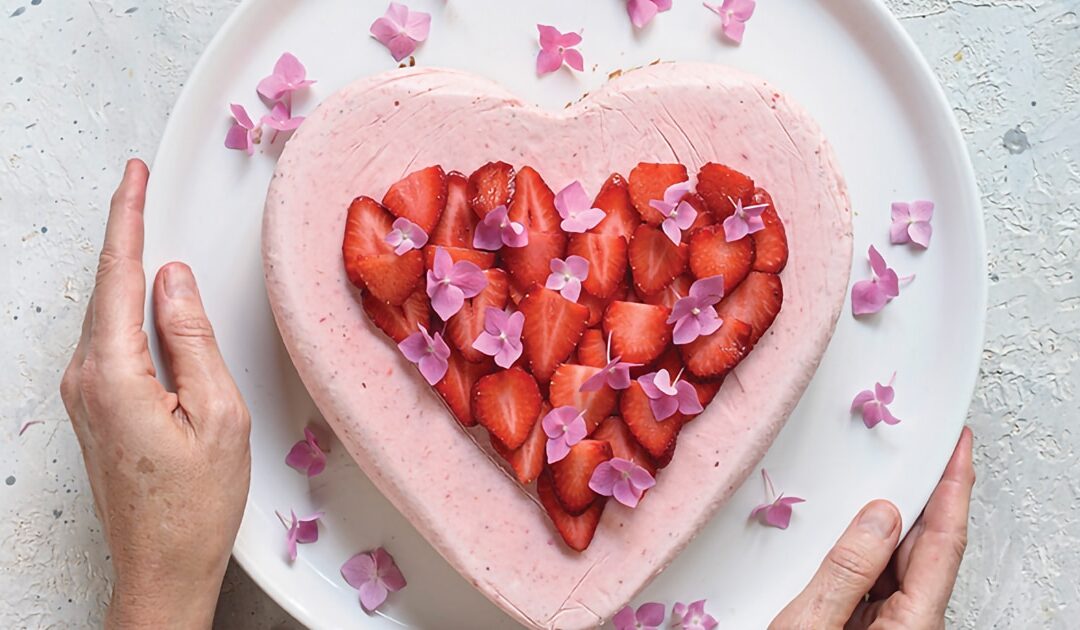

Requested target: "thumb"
[
  {"left": 153, "top": 262, "right": 243, "bottom": 429},
  {"left": 771, "top": 501, "right": 901, "bottom": 630}
]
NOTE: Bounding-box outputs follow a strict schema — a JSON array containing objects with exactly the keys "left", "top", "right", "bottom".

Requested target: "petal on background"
[
  {"left": 908, "top": 221, "right": 932, "bottom": 248},
  {"left": 563, "top": 48, "right": 585, "bottom": 72}
]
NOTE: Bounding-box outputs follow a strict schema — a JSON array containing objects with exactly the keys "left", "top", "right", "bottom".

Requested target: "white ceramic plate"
[{"left": 142, "top": 1, "right": 985, "bottom": 627}]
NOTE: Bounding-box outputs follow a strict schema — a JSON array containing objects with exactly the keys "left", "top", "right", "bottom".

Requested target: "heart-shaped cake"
[{"left": 264, "top": 63, "right": 851, "bottom": 628}]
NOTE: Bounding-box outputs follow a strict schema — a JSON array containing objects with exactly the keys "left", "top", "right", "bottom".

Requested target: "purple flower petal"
[
  {"left": 851, "top": 279, "right": 888, "bottom": 316},
  {"left": 636, "top": 602, "right": 666, "bottom": 627},
  {"left": 612, "top": 478, "right": 641, "bottom": 507},
  {"left": 648, "top": 395, "right": 679, "bottom": 422},
  {"left": 675, "top": 381, "right": 704, "bottom": 414},
  {"left": 358, "top": 580, "right": 389, "bottom": 612},
  {"left": 908, "top": 221, "right": 932, "bottom": 248}
]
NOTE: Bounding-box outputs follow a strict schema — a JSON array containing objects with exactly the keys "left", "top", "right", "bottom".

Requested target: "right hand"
[{"left": 770, "top": 427, "right": 974, "bottom": 630}]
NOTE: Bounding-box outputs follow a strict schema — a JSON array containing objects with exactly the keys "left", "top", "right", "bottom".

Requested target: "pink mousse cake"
[{"left": 263, "top": 62, "right": 852, "bottom": 628}]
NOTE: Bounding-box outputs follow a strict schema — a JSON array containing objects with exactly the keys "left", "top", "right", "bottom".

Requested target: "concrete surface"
[{"left": 0, "top": 1, "right": 1076, "bottom": 628}]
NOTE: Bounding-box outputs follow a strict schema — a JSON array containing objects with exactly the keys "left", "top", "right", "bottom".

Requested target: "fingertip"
[
  {"left": 158, "top": 262, "right": 199, "bottom": 301},
  {"left": 125, "top": 158, "right": 150, "bottom": 180},
  {"left": 856, "top": 500, "right": 902, "bottom": 541}
]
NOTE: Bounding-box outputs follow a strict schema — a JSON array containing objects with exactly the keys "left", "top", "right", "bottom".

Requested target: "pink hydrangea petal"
[
  {"left": 637, "top": 372, "right": 661, "bottom": 398},
  {"left": 417, "top": 352, "right": 448, "bottom": 385},
  {"left": 910, "top": 200, "right": 935, "bottom": 221},
  {"left": 607, "top": 363, "right": 634, "bottom": 389},
  {"left": 675, "top": 381, "right": 704, "bottom": 414},
  {"left": 890, "top": 220, "right": 912, "bottom": 244},
  {"left": 555, "top": 181, "right": 590, "bottom": 218},
  {"left": 763, "top": 502, "right": 794, "bottom": 528},
  {"left": 729, "top": 0, "right": 757, "bottom": 20},
  {"left": 674, "top": 201, "right": 698, "bottom": 229},
  {"left": 588, "top": 460, "right": 620, "bottom": 495},
  {"left": 473, "top": 218, "right": 504, "bottom": 250},
  {"left": 566, "top": 415, "right": 588, "bottom": 444},
  {"left": 386, "top": 34, "right": 419, "bottom": 62},
  {"left": 472, "top": 331, "right": 504, "bottom": 359},
  {"left": 881, "top": 405, "right": 902, "bottom": 425},
  {"left": 661, "top": 218, "right": 683, "bottom": 245},
  {"left": 545, "top": 271, "right": 568, "bottom": 292},
  {"left": 628, "top": 0, "right": 659, "bottom": 28},
  {"left": 448, "top": 261, "right": 487, "bottom": 297},
  {"left": 723, "top": 17, "right": 747, "bottom": 41},
  {"left": 341, "top": 553, "right": 377, "bottom": 588},
  {"left": 879, "top": 268, "right": 901, "bottom": 298},
  {"left": 537, "top": 48, "right": 564, "bottom": 76},
  {"left": 505, "top": 310, "right": 525, "bottom": 339},
  {"left": 295, "top": 516, "right": 320, "bottom": 544},
  {"left": 560, "top": 279, "right": 582, "bottom": 302},
  {"left": 862, "top": 400, "right": 884, "bottom": 428},
  {"left": 637, "top": 601, "right": 666, "bottom": 626},
  {"left": 697, "top": 309, "right": 723, "bottom": 337},
  {"left": 403, "top": 11, "right": 431, "bottom": 41},
  {"left": 285, "top": 441, "right": 315, "bottom": 473},
  {"left": 558, "top": 31, "right": 583, "bottom": 48},
  {"left": 579, "top": 367, "right": 609, "bottom": 392},
  {"left": 577, "top": 208, "right": 607, "bottom": 231},
  {"left": 565, "top": 255, "right": 590, "bottom": 279},
  {"left": 629, "top": 465, "right": 656, "bottom": 491},
  {"left": 537, "top": 24, "right": 562, "bottom": 49},
  {"left": 649, "top": 395, "right": 679, "bottom": 421},
  {"left": 547, "top": 436, "right": 571, "bottom": 464},
  {"left": 868, "top": 245, "right": 888, "bottom": 277},
  {"left": 376, "top": 550, "right": 407, "bottom": 592},
  {"left": 429, "top": 284, "right": 464, "bottom": 320},
  {"left": 875, "top": 382, "right": 895, "bottom": 404},
  {"left": 672, "top": 314, "right": 702, "bottom": 345},
  {"left": 256, "top": 74, "right": 289, "bottom": 101},
  {"left": 690, "top": 275, "right": 726, "bottom": 302},
  {"left": 370, "top": 16, "right": 401, "bottom": 46},
  {"left": 908, "top": 221, "right": 932, "bottom": 248},
  {"left": 359, "top": 580, "right": 389, "bottom": 612},
  {"left": 225, "top": 123, "right": 252, "bottom": 151},
  {"left": 851, "top": 280, "right": 888, "bottom": 316},
  {"left": 723, "top": 214, "right": 749, "bottom": 242},
  {"left": 612, "top": 478, "right": 641, "bottom": 507},
  {"left": 652, "top": 369, "right": 677, "bottom": 395},
  {"left": 891, "top": 201, "right": 911, "bottom": 222},
  {"left": 613, "top": 606, "right": 637, "bottom": 630},
  {"left": 851, "top": 389, "right": 875, "bottom": 411},
  {"left": 563, "top": 48, "right": 585, "bottom": 72},
  {"left": 497, "top": 339, "right": 522, "bottom": 368},
  {"left": 397, "top": 329, "right": 431, "bottom": 363},
  {"left": 503, "top": 221, "right": 529, "bottom": 247},
  {"left": 664, "top": 181, "right": 693, "bottom": 206},
  {"left": 745, "top": 212, "right": 766, "bottom": 233}
]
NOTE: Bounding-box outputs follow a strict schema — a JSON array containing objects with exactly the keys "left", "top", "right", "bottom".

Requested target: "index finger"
[
  {"left": 901, "top": 426, "right": 975, "bottom": 613},
  {"left": 91, "top": 159, "right": 150, "bottom": 343}
]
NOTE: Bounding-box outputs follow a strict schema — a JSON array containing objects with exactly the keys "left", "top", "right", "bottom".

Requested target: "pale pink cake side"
[{"left": 263, "top": 63, "right": 852, "bottom": 629}]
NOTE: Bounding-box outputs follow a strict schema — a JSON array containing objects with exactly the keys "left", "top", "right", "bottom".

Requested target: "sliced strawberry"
[
  {"left": 467, "top": 161, "right": 514, "bottom": 218},
  {"left": 508, "top": 282, "right": 524, "bottom": 306},
  {"left": 473, "top": 367, "right": 542, "bottom": 450},
  {"left": 423, "top": 245, "right": 495, "bottom": 271},
  {"left": 434, "top": 350, "right": 495, "bottom": 427},
  {"left": 592, "top": 416, "right": 657, "bottom": 477},
  {"left": 354, "top": 252, "right": 424, "bottom": 306},
  {"left": 602, "top": 301, "right": 671, "bottom": 365},
  {"left": 362, "top": 289, "right": 431, "bottom": 343},
  {"left": 716, "top": 271, "right": 783, "bottom": 346},
  {"left": 429, "top": 171, "right": 477, "bottom": 248},
  {"left": 749, "top": 188, "right": 789, "bottom": 273},
  {"left": 680, "top": 317, "right": 753, "bottom": 380},
  {"left": 446, "top": 268, "right": 509, "bottom": 361},
  {"left": 628, "top": 163, "right": 689, "bottom": 225},
  {"left": 689, "top": 377, "right": 723, "bottom": 407},
  {"left": 620, "top": 382, "right": 684, "bottom": 466},
  {"left": 382, "top": 165, "right": 446, "bottom": 234},
  {"left": 551, "top": 439, "right": 613, "bottom": 515},
  {"left": 683, "top": 193, "right": 715, "bottom": 233},
  {"left": 537, "top": 469, "right": 604, "bottom": 552},
  {"left": 492, "top": 403, "right": 548, "bottom": 485},
  {"left": 689, "top": 224, "right": 755, "bottom": 292},
  {"left": 591, "top": 173, "right": 641, "bottom": 240},
  {"left": 502, "top": 230, "right": 568, "bottom": 293},
  {"left": 577, "top": 291, "right": 608, "bottom": 328},
  {"left": 509, "top": 166, "right": 561, "bottom": 231},
  {"left": 550, "top": 364, "right": 618, "bottom": 432},
  {"left": 696, "top": 163, "right": 755, "bottom": 219},
  {"left": 519, "top": 287, "right": 589, "bottom": 383},
  {"left": 342, "top": 196, "right": 395, "bottom": 289},
  {"left": 628, "top": 223, "right": 689, "bottom": 295},
  {"left": 568, "top": 232, "right": 627, "bottom": 299},
  {"left": 642, "top": 274, "right": 693, "bottom": 310},
  {"left": 577, "top": 328, "right": 608, "bottom": 368}
]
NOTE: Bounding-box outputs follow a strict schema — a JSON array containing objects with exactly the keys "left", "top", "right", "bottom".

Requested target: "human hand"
[
  {"left": 60, "top": 160, "right": 252, "bottom": 629},
  {"left": 771, "top": 427, "right": 974, "bottom": 630}
]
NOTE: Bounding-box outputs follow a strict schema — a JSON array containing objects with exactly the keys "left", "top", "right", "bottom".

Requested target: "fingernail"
[
  {"left": 163, "top": 265, "right": 195, "bottom": 298},
  {"left": 858, "top": 502, "right": 898, "bottom": 539}
]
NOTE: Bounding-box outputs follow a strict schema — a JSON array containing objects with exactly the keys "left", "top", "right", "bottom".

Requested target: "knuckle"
[
  {"left": 206, "top": 396, "right": 246, "bottom": 424},
  {"left": 167, "top": 313, "right": 216, "bottom": 341},
  {"left": 826, "top": 542, "right": 880, "bottom": 586},
  {"left": 60, "top": 365, "right": 81, "bottom": 405}
]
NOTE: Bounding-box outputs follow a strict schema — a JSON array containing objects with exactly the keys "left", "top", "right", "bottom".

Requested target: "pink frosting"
[{"left": 263, "top": 63, "right": 852, "bottom": 629}]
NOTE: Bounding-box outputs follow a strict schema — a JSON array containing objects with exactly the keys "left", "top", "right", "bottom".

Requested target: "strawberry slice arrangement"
[{"left": 342, "top": 162, "right": 787, "bottom": 551}]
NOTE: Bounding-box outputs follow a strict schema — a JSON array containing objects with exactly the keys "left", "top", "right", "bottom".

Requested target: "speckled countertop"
[{"left": 0, "top": 1, "right": 1076, "bottom": 628}]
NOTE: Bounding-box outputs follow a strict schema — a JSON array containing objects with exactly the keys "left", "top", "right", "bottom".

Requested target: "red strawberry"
[
  {"left": 696, "top": 163, "right": 754, "bottom": 219},
  {"left": 342, "top": 196, "right": 395, "bottom": 289},
  {"left": 577, "top": 291, "right": 607, "bottom": 328},
  {"left": 508, "top": 282, "right": 524, "bottom": 306},
  {"left": 568, "top": 232, "right": 627, "bottom": 299},
  {"left": 502, "top": 230, "right": 568, "bottom": 293},
  {"left": 537, "top": 469, "right": 604, "bottom": 552},
  {"left": 446, "top": 268, "right": 509, "bottom": 361},
  {"left": 509, "top": 166, "right": 561, "bottom": 232},
  {"left": 716, "top": 271, "right": 782, "bottom": 345},
  {"left": 628, "top": 224, "right": 689, "bottom": 295},
  {"left": 551, "top": 439, "right": 613, "bottom": 515},
  {"left": 519, "top": 287, "right": 589, "bottom": 383},
  {"left": 467, "top": 161, "right": 514, "bottom": 217},
  {"left": 680, "top": 317, "right": 753, "bottom": 380},
  {"left": 591, "top": 173, "right": 641, "bottom": 240},
  {"left": 642, "top": 274, "right": 693, "bottom": 309},
  {"left": 683, "top": 193, "right": 716, "bottom": 233},
  {"left": 688, "top": 224, "right": 755, "bottom": 292},
  {"left": 434, "top": 350, "right": 495, "bottom": 427},
  {"left": 362, "top": 289, "right": 430, "bottom": 343},
  {"left": 423, "top": 245, "right": 495, "bottom": 271},
  {"left": 429, "top": 171, "right": 477, "bottom": 248},
  {"left": 602, "top": 301, "right": 671, "bottom": 365},
  {"left": 577, "top": 328, "right": 608, "bottom": 368},
  {"left": 749, "top": 188, "right": 789, "bottom": 273},
  {"left": 689, "top": 377, "right": 723, "bottom": 407},
  {"left": 382, "top": 165, "right": 447, "bottom": 234},
  {"left": 550, "top": 364, "right": 619, "bottom": 432},
  {"left": 628, "top": 163, "right": 689, "bottom": 225},
  {"left": 473, "top": 367, "right": 542, "bottom": 450},
  {"left": 620, "top": 382, "right": 684, "bottom": 466},
  {"left": 592, "top": 416, "right": 657, "bottom": 477},
  {"left": 492, "top": 403, "right": 548, "bottom": 485},
  {"left": 353, "top": 253, "right": 424, "bottom": 306}
]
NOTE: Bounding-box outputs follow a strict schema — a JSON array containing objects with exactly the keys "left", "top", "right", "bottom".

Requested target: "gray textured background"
[{"left": 1, "top": 1, "right": 1077, "bottom": 628}]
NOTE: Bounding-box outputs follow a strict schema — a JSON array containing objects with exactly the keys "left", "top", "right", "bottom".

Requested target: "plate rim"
[{"left": 145, "top": 0, "right": 987, "bottom": 627}]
